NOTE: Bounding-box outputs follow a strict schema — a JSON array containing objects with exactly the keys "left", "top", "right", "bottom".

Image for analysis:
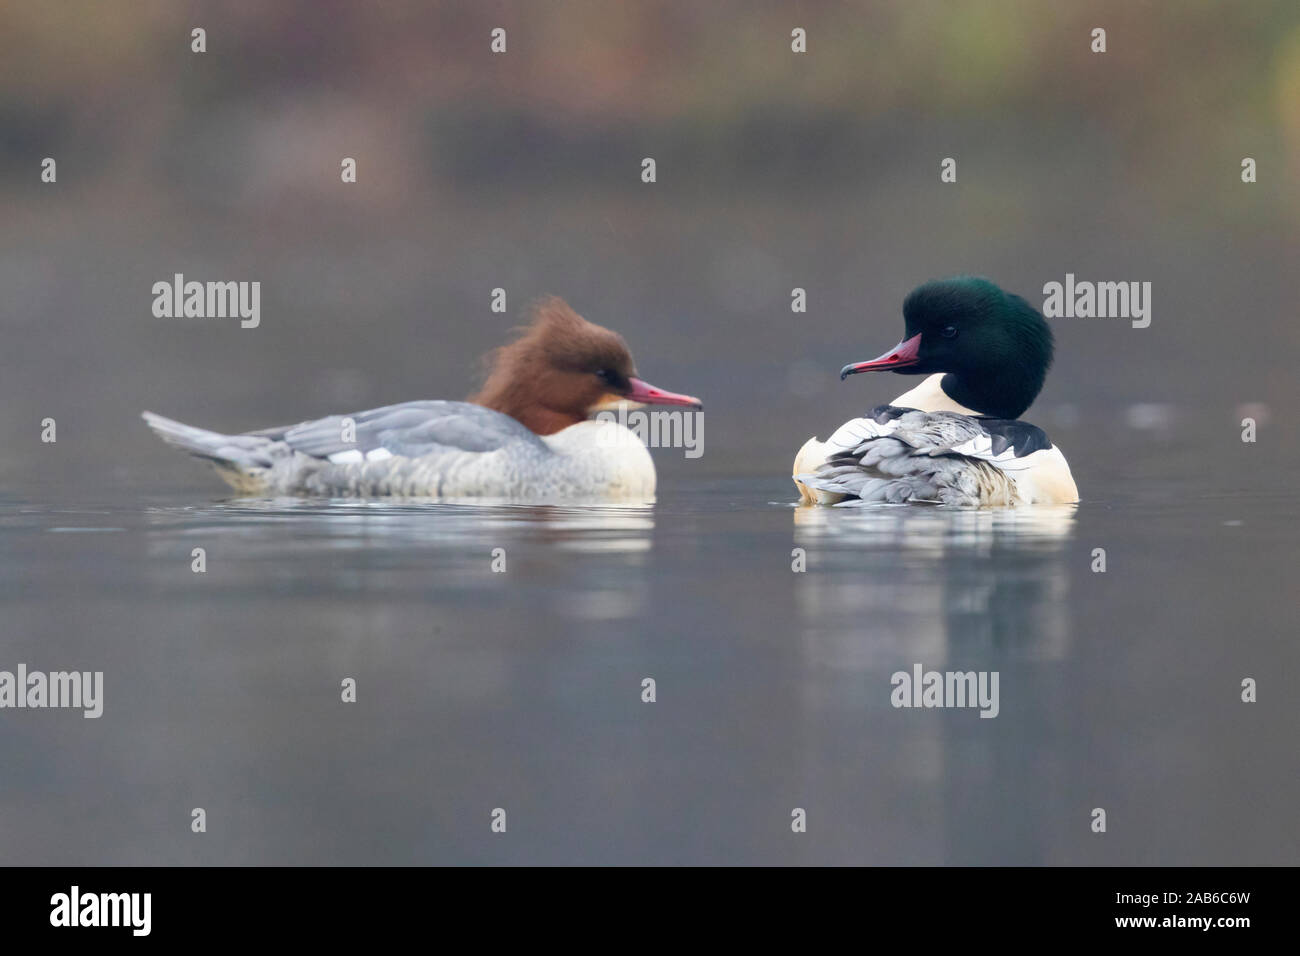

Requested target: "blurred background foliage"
[
  {"left": 4, "top": 1, "right": 1299, "bottom": 209},
  {"left": 1, "top": 1, "right": 1297, "bottom": 489}
]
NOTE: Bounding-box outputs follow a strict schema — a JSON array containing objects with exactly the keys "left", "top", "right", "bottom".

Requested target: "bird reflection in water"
[
  {"left": 143, "top": 497, "right": 657, "bottom": 622},
  {"left": 792, "top": 504, "right": 1077, "bottom": 667},
  {"left": 791, "top": 504, "right": 1078, "bottom": 860}
]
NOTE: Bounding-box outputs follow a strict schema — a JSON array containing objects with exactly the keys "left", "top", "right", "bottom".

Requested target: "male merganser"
[
  {"left": 143, "top": 297, "right": 702, "bottom": 499},
  {"left": 793, "top": 277, "right": 1079, "bottom": 507}
]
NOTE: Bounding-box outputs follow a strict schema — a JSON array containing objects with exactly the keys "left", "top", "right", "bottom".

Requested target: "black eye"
[
  {"left": 940, "top": 325, "right": 958, "bottom": 339},
  {"left": 595, "top": 369, "right": 612, "bottom": 381}
]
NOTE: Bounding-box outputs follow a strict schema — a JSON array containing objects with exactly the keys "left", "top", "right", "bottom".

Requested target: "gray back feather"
[{"left": 270, "top": 401, "right": 544, "bottom": 460}]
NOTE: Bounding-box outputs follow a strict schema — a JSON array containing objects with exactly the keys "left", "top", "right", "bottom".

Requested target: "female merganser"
[
  {"left": 793, "top": 277, "right": 1079, "bottom": 507},
  {"left": 143, "top": 297, "right": 702, "bottom": 499}
]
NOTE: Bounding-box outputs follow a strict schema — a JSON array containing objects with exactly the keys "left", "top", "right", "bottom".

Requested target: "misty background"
[{"left": 2, "top": 0, "right": 1298, "bottom": 493}]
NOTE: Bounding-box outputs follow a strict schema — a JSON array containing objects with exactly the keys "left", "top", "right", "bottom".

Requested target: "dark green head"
[{"left": 840, "top": 277, "right": 1054, "bottom": 420}]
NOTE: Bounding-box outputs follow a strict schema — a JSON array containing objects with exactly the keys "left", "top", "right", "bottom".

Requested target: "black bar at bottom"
[{"left": 0, "top": 866, "right": 1283, "bottom": 941}]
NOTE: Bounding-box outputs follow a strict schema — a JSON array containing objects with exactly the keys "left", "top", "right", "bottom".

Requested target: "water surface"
[{"left": 1, "top": 469, "right": 1294, "bottom": 865}]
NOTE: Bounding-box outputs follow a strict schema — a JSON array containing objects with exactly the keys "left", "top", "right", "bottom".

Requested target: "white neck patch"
[{"left": 890, "top": 373, "right": 980, "bottom": 416}]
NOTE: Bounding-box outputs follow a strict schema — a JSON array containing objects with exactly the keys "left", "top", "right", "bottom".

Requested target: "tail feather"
[{"left": 142, "top": 412, "right": 280, "bottom": 491}]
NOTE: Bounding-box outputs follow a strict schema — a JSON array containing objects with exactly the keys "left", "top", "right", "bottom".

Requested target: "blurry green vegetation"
[{"left": 1, "top": 0, "right": 1297, "bottom": 221}]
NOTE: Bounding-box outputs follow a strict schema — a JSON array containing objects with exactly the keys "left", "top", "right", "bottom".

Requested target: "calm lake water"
[{"left": 1, "top": 452, "right": 1295, "bottom": 865}]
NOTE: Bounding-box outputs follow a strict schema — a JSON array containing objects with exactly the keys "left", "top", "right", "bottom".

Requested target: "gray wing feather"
[
  {"left": 799, "top": 411, "right": 1017, "bottom": 506},
  {"left": 268, "top": 401, "right": 543, "bottom": 461}
]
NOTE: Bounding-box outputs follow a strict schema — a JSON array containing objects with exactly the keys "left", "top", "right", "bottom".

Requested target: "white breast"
[{"left": 540, "top": 420, "right": 658, "bottom": 499}]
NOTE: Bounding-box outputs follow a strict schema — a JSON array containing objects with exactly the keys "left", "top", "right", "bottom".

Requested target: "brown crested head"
[{"left": 469, "top": 297, "right": 701, "bottom": 435}]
